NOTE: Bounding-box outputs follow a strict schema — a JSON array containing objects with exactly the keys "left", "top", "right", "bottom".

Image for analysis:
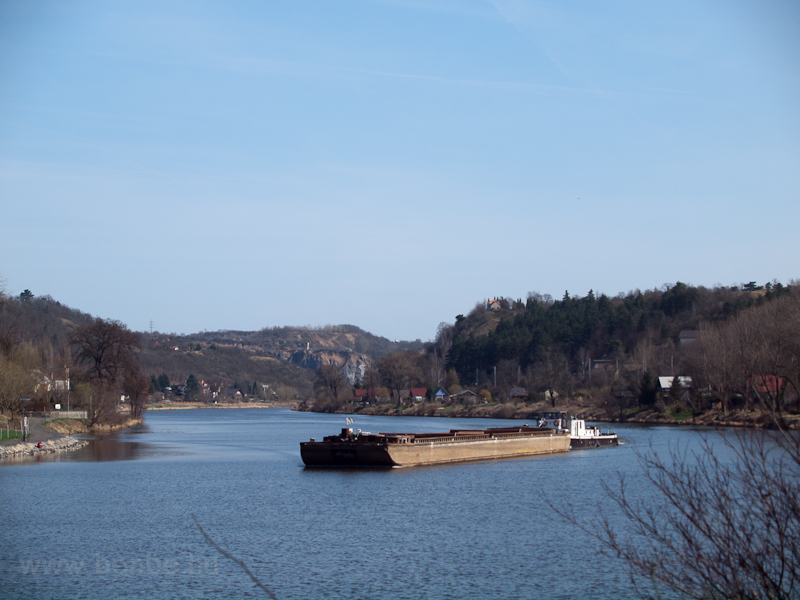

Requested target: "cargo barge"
[{"left": 301, "top": 425, "right": 571, "bottom": 467}]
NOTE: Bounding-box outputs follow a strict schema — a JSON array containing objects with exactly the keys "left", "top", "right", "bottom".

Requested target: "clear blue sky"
[{"left": 2, "top": 0, "right": 799, "bottom": 341}]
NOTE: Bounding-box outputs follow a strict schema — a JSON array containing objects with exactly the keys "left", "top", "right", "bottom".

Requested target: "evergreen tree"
[
  {"left": 669, "top": 375, "right": 683, "bottom": 403},
  {"left": 639, "top": 370, "right": 658, "bottom": 407}
]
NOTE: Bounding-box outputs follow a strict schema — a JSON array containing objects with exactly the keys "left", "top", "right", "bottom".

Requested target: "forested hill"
[
  {"left": 0, "top": 293, "right": 94, "bottom": 360},
  {"left": 446, "top": 281, "right": 794, "bottom": 377}
]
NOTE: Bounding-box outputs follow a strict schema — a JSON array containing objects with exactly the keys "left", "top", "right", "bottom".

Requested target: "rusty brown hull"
[{"left": 301, "top": 432, "right": 570, "bottom": 467}]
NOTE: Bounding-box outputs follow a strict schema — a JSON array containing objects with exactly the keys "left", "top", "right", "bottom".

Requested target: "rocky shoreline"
[{"left": 0, "top": 436, "right": 88, "bottom": 458}]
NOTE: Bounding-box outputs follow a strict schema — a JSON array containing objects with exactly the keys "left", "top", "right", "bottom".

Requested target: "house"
[
  {"left": 451, "top": 389, "right": 479, "bottom": 404},
  {"left": 432, "top": 387, "right": 448, "bottom": 402},
  {"left": 410, "top": 387, "right": 427, "bottom": 402},
  {"left": 353, "top": 388, "right": 383, "bottom": 403},
  {"left": 206, "top": 381, "right": 225, "bottom": 394},
  {"left": 591, "top": 359, "right": 615, "bottom": 372},
  {"left": 509, "top": 387, "right": 528, "bottom": 401},
  {"left": 393, "top": 389, "right": 412, "bottom": 402},
  {"left": 31, "top": 370, "right": 51, "bottom": 394},
  {"left": 351, "top": 389, "right": 369, "bottom": 404},
  {"left": 658, "top": 376, "right": 693, "bottom": 393},
  {"left": 487, "top": 299, "right": 502, "bottom": 311},
  {"left": 679, "top": 330, "right": 701, "bottom": 344},
  {"left": 748, "top": 375, "right": 786, "bottom": 395}
]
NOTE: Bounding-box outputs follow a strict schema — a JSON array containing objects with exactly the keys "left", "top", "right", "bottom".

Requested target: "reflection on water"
[
  {"left": 79, "top": 435, "right": 147, "bottom": 461},
  {"left": 0, "top": 424, "right": 158, "bottom": 465}
]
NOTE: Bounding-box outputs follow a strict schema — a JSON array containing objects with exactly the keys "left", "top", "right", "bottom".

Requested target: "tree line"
[{"left": 315, "top": 281, "right": 799, "bottom": 415}]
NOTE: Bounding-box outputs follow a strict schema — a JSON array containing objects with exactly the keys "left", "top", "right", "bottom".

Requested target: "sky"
[{"left": 1, "top": 0, "right": 799, "bottom": 341}]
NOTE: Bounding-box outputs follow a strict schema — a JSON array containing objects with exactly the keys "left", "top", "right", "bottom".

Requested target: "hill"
[
  {"left": 0, "top": 290, "right": 424, "bottom": 398},
  {"left": 446, "top": 282, "right": 792, "bottom": 380}
]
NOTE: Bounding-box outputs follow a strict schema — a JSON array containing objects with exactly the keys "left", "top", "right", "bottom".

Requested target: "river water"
[{"left": 0, "top": 409, "right": 729, "bottom": 599}]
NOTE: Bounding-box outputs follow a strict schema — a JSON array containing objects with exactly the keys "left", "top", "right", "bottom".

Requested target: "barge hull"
[
  {"left": 570, "top": 437, "right": 619, "bottom": 450},
  {"left": 301, "top": 433, "right": 570, "bottom": 467}
]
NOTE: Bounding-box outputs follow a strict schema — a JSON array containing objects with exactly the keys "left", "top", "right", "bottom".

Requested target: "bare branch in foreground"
[
  {"left": 552, "top": 427, "right": 800, "bottom": 600},
  {"left": 193, "top": 515, "right": 278, "bottom": 599}
]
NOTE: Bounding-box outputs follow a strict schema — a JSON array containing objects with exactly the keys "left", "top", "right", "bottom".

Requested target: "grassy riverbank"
[
  {"left": 0, "top": 429, "right": 22, "bottom": 441},
  {"left": 43, "top": 417, "right": 143, "bottom": 435}
]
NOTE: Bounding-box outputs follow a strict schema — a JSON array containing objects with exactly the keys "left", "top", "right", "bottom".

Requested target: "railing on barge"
[{"left": 397, "top": 428, "right": 559, "bottom": 445}]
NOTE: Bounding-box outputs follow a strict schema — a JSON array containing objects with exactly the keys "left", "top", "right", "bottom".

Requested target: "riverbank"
[
  {"left": 146, "top": 401, "right": 292, "bottom": 411},
  {"left": 295, "top": 400, "right": 800, "bottom": 429},
  {"left": 43, "top": 416, "right": 144, "bottom": 435}
]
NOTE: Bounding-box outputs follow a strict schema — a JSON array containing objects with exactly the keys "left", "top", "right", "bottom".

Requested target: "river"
[{"left": 0, "top": 408, "right": 730, "bottom": 599}]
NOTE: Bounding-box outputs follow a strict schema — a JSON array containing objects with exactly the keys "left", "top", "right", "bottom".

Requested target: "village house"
[
  {"left": 509, "top": 387, "right": 528, "bottom": 401},
  {"left": 431, "top": 387, "right": 448, "bottom": 402},
  {"left": 450, "top": 389, "right": 479, "bottom": 404},
  {"left": 658, "top": 376, "right": 693, "bottom": 393},
  {"left": 411, "top": 387, "right": 427, "bottom": 402},
  {"left": 591, "top": 359, "right": 615, "bottom": 372}
]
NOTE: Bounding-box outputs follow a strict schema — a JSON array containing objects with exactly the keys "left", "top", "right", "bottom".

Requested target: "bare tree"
[
  {"left": 70, "top": 319, "right": 140, "bottom": 383},
  {"left": 630, "top": 339, "right": 658, "bottom": 379},
  {"left": 70, "top": 319, "right": 141, "bottom": 425},
  {"left": 315, "top": 364, "right": 344, "bottom": 400},
  {"left": 123, "top": 368, "right": 150, "bottom": 419},
  {"left": 86, "top": 380, "right": 120, "bottom": 426},
  {"left": 686, "top": 324, "right": 737, "bottom": 415},
  {"left": 534, "top": 346, "right": 566, "bottom": 407},
  {"left": 377, "top": 351, "right": 416, "bottom": 402},
  {"left": 592, "top": 424, "right": 800, "bottom": 600},
  {"left": 744, "top": 298, "right": 798, "bottom": 414},
  {"left": 576, "top": 346, "right": 590, "bottom": 380},
  {"left": 686, "top": 293, "right": 800, "bottom": 416},
  {"left": 429, "top": 322, "right": 453, "bottom": 387},
  {"left": 0, "top": 354, "right": 35, "bottom": 417},
  {"left": 362, "top": 360, "right": 381, "bottom": 400},
  {"left": 276, "top": 385, "right": 296, "bottom": 403}
]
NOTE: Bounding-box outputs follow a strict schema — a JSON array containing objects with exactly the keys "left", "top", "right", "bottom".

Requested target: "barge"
[
  {"left": 301, "top": 425, "right": 570, "bottom": 467},
  {"left": 534, "top": 411, "right": 619, "bottom": 449}
]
